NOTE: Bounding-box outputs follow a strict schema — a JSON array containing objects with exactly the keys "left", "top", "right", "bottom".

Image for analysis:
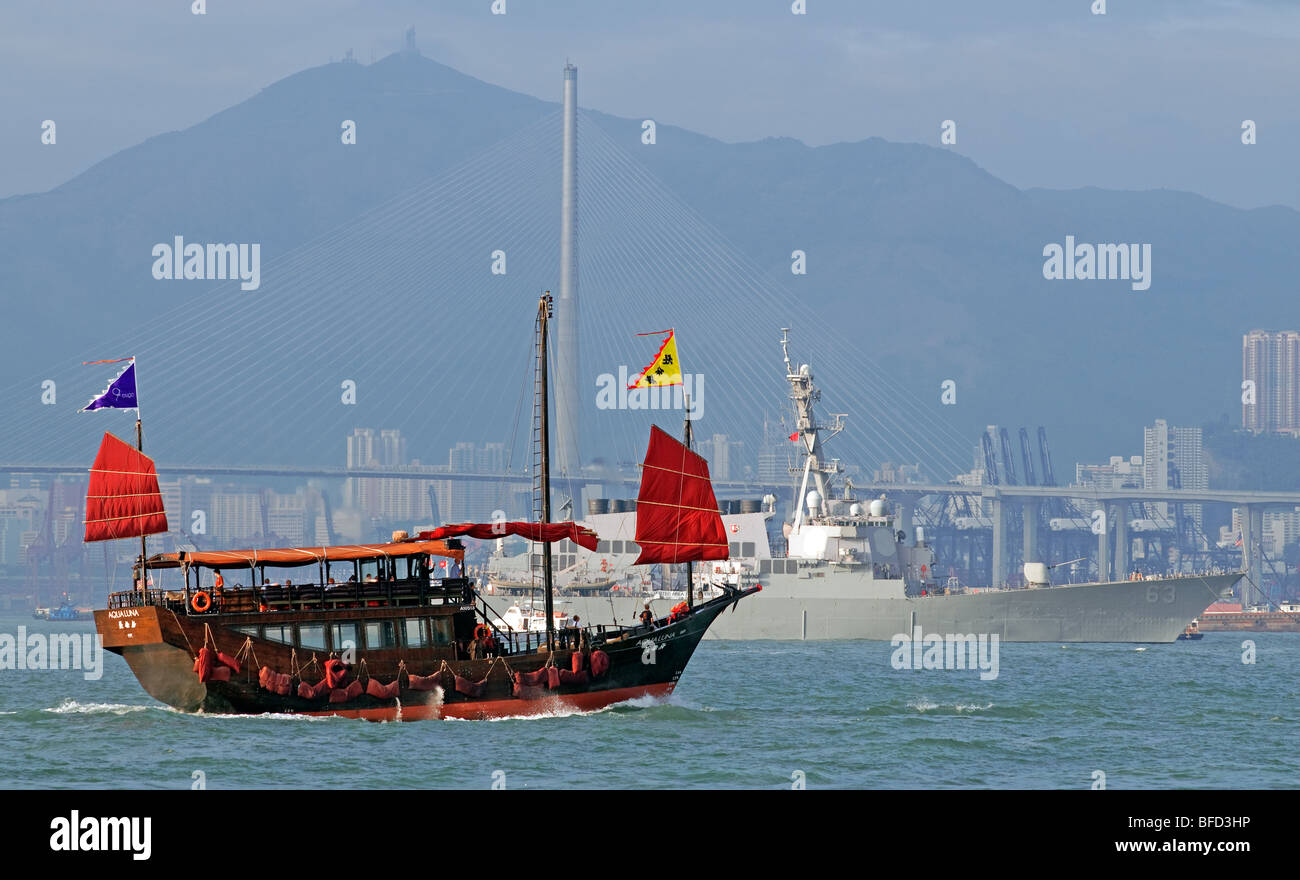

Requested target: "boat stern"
[{"left": 95, "top": 605, "right": 206, "bottom": 712}]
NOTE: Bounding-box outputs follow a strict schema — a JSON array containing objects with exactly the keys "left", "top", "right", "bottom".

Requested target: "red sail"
[
  {"left": 83, "top": 432, "right": 169, "bottom": 543},
  {"left": 417, "top": 522, "right": 599, "bottom": 551},
  {"left": 632, "top": 425, "right": 729, "bottom": 565}
]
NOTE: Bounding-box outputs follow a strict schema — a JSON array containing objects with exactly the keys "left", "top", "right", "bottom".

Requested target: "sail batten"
[
  {"left": 632, "top": 425, "right": 728, "bottom": 565},
  {"left": 83, "top": 432, "right": 168, "bottom": 543}
]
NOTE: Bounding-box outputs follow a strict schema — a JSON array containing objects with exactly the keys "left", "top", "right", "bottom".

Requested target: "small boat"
[
  {"left": 34, "top": 594, "right": 91, "bottom": 621},
  {"left": 49, "top": 602, "right": 92, "bottom": 622},
  {"left": 1177, "top": 620, "right": 1203, "bottom": 640},
  {"left": 90, "top": 295, "right": 757, "bottom": 720},
  {"left": 491, "top": 603, "right": 572, "bottom": 635}
]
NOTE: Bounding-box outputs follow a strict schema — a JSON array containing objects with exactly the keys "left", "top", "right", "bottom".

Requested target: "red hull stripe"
[{"left": 296, "top": 682, "right": 675, "bottom": 722}]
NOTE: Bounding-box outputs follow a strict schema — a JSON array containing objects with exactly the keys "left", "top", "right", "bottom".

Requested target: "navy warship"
[{"left": 487, "top": 331, "right": 1240, "bottom": 643}]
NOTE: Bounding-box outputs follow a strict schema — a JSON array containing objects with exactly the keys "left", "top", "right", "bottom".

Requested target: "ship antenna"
[{"left": 781, "top": 327, "right": 791, "bottom": 375}]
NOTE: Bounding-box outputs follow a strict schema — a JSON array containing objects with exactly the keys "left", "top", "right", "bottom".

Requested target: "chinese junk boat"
[{"left": 92, "top": 295, "right": 757, "bottom": 720}]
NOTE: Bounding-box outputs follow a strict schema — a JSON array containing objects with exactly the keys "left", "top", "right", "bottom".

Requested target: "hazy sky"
[{"left": 1, "top": 0, "right": 1296, "bottom": 209}]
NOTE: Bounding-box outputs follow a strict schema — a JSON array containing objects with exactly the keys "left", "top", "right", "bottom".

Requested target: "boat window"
[
  {"left": 430, "top": 618, "right": 454, "bottom": 647},
  {"left": 359, "top": 559, "right": 380, "bottom": 582},
  {"left": 404, "top": 618, "right": 428, "bottom": 648},
  {"left": 365, "top": 621, "right": 397, "bottom": 650},
  {"left": 394, "top": 557, "right": 413, "bottom": 580},
  {"left": 729, "top": 542, "right": 740, "bottom": 556},
  {"left": 596, "top": 541, "right": 611, "bottom": 554},
  {"left": 263, "top": 624, "right": 293, "bottom": 645},
  {"left": 759, "top": 559, "right": 772, "bottom": 574},
  {"left": 298, "top": 625, "right": 326, "bottom": 651},
  {"left": 331, "top": 622, "right": 358, "bottom": 651},
  {"left": 612, "top": 541, "right": 624, "bottom": 554},
  {"left": 232, "top": 625, "right": 259, "bottom": 638},
  {"left": 742, "top": 542, "right": 755, "bottom": 558}
]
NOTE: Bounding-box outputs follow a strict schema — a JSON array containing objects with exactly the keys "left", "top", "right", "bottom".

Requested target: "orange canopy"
[{"left": 146, "top": 539, "right": 463, "bottom": 570}]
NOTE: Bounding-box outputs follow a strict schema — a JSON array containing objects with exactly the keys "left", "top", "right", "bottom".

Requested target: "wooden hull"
[{"left": 95, "top": 593, "right": 744, "bottom": 721}]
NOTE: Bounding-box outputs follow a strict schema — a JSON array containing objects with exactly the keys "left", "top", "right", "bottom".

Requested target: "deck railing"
[{"left": 108, "top": 577, "right": 476, "bottom": 615}]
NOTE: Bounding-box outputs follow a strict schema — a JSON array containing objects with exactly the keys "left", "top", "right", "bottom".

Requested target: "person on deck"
[
  {"left": 639, "top": 600, "right": 655, "bottom": 627},
  {"left": 560, "top": 614, "right": 578, "bottom": 648}
]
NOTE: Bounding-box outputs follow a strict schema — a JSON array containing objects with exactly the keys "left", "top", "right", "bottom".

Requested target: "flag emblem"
[
  {"left": 628, "top": 330, "right": 683, "bottom": 389},
  {"left": 80, "top": 358, "right": 139, "bottom": 413}
]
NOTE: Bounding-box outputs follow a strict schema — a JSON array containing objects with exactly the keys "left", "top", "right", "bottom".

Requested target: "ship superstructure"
[{"left": 489, "top": 331, "right": 1239, "bottom": 643}]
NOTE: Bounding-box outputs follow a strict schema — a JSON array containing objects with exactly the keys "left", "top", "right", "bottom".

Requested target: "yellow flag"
[{"left": 628, "top": 330, "right": 683, "bottom": 389}]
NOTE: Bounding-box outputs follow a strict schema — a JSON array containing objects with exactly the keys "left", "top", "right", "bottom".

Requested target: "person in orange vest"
[{"left": 213, "top": 570, "right": 225, "bottom": 610}]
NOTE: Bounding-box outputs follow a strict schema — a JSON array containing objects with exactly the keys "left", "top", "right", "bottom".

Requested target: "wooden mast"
[
  {"left": 136, "top": 415, "right": 147, "bottom": 593},
  {"left": 538, "top": 294, "right": 556, "bottom": 648},
  {"left": 683, "top": 393, "right": 694, "bottom": 610}
]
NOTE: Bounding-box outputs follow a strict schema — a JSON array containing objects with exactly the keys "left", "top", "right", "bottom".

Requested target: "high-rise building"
[
  {"left": 1074, "top": 456, "right": 1144, "bottom": 491},
  {"left": 439, "top": 441, "right": 515, "bottom": 522},
  {"left": 379, "top": 429, "right": 407, "bottom": 467},
  {"left": 0, "top": 489, "right": 41, "bottom": 566},
  {"left": 1243, "top": 329, "right": 1300, "bottom": 435},
  {"left": 347, "top": 428, "right": 376, "bottom": 469},
  {"left": 874, "top": 462, "right": 923, "bottom": 484},
  {"left": 347, "top": 428, "right": 408, "bottom": 513},
  {"left": 708, "top": 434, "right": 744, "bottom": 482},
  {"left": 476, "top": 442, "right": 505, "bottom": 474},
  {"left": 208, "top": 490, "right": 263, "bottom": 545},
  {"left": 757, "top": 414, "right": 792, "bottom": 484},
  {"left": 266, "top": 491, "right": 309, "bottom": 545},
  {"left": 449, "top": 442, "right": 476, "bottom": 473},
  {"left": 1143, "top": 419, "right": 1206, "bottom": 529}
]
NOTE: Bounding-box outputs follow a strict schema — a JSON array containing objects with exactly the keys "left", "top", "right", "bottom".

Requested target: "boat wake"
[
  {"left": 193, "top": 709, "right": 336, "bottom": 723},
  {"left": 902, "top": 698, "right": 996, "bottom": 715},
  {"left": 45, "top": 699, "right": 155, "bottom": 716}
]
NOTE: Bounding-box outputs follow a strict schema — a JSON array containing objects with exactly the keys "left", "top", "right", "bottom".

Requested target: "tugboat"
[
  {"left": 90, "top": 295, "right": 757, "bottom": 720},
  {"left": 1177, "top": 620, "right": 1203, "bottom": 640},
  {"left": 33, "top": 593, "right": 91, "bottom": 621}
]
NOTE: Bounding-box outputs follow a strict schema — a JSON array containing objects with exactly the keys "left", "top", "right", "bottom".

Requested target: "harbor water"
[{"left": 0, "top": 615, "right": 1295, "bottom": 789}]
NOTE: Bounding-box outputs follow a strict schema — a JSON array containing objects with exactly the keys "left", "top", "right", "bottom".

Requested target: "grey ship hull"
[{"left": 555, "top": 572, "right": 1241, "bottom": 643}]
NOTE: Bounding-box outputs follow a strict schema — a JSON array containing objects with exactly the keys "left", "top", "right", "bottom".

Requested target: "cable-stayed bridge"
[{"left": 0, "top": 72, "right": 974, "bottom": 484}]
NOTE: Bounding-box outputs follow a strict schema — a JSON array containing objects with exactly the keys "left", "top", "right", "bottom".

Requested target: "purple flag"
[{"left": 80, "top": 361, "right": 139, "bottom": 412}]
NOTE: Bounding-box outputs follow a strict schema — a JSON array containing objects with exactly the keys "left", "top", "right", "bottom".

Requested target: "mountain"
[{"left": 1, "top": 49, "right": 1295, "bottom": 478}]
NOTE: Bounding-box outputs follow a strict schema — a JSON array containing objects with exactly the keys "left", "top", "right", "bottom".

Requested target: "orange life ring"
[
  {"left": 473, "top": 623, "right": 490, "bottom": 641},
  {"left": 191, "top": 591, "right": 212, "bottom": 613}
]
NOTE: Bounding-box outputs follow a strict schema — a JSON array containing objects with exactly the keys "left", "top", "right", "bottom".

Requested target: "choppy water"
[{"left": 0, "top": 614, "right": 1295, "bottom": 789}]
